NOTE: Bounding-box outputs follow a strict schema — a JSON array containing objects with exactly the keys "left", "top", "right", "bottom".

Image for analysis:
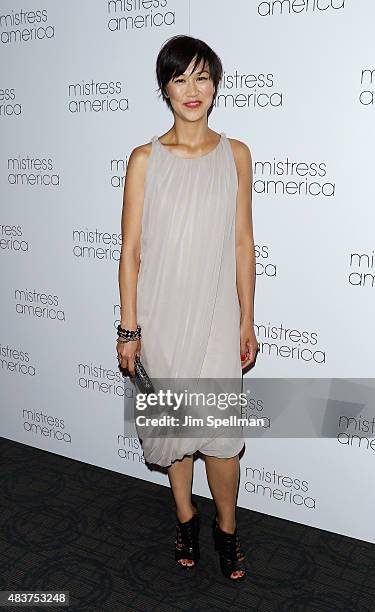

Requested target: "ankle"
[
  {"left": 216, "top": 515, "right": 236, "bottom": 534},
  {"left": 176, "top": 504, "right": 196, "bottom": 523}
]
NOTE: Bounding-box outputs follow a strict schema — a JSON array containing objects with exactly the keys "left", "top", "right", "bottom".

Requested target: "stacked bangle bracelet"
[{"left": 117, "top": 324, "right": 141, "bottom": 343}]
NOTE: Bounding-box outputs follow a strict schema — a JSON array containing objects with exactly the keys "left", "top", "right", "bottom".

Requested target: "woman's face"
[{"left": 165, "top": 58, "right": 214, "bottom": 118}]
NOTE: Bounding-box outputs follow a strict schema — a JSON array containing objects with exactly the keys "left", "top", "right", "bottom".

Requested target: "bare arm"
[
  {"left": 233, "top": 140, "right": 255, "bottom": 323},
  {"left": 118, "top": 144, "right": 149, "bottom": 329},
  {"left": 231, "top": 139, "right": 258, "bottom": 366}
]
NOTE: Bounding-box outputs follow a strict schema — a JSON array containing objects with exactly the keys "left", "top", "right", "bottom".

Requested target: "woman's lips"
[{"left": 183, "top": 101, "right": 202, "bottom": 108}]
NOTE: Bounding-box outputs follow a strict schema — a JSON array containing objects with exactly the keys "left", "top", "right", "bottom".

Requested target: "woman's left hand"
[{"left": 240, "top": 321, "right": 259, "bottom": 369}]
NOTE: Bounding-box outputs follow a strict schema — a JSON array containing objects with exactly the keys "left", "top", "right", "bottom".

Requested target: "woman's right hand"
[{"left": 116, "top": 338, "right": 141, "bottom": 376}]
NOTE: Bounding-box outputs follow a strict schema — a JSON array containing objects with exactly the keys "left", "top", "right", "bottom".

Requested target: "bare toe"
[
  {"left": 231, "top": 569, "right": 245, "bottom": 579},
  {"left": 178, "top": 558, "right": 194, "bottom": 567}
]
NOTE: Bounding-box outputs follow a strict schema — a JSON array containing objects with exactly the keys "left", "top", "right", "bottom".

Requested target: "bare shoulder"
[
  {"left": 125, "top": 139, "right": 153, "bottom": 178},
  {"left": 227, "top": 138, "right": 253, "bottom": 191},
  {"left": 227, "top": 137, "right": 253, "bottom": 174}
]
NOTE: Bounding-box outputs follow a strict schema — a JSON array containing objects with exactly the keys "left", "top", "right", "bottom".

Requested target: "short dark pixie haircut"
[{"left": 156, "top": 35, "right": 223, "bottom": 118}]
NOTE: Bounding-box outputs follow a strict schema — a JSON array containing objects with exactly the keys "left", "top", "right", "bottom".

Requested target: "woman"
[{"left": 117, "top": 35, "right": 258, "bottom": 581}]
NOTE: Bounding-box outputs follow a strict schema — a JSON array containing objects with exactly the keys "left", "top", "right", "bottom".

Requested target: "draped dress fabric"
[{"left": 134, "top": 132, "right": 245, "bottom": 467}]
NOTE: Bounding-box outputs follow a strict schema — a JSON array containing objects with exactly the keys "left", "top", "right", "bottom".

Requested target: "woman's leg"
[
  {"left": 167, "top": 454, "right": 196, "bottom": 567},
  {"left": 204, "top": 455, "right": 239, "bottom": 531},
  {"left": 204, "top": 454, "right": 245, "bottom": 578}
]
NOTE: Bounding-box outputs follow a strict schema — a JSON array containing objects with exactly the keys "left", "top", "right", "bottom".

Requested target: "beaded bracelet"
[
  {"left": 117, "top": 324, "right": 141, "bottom": 342},
  {"left": 117, "top": 325, "right": 141, "bottom": 338},
  {"left": 117, "top": 336, "right": 137, "bottom": 344}
]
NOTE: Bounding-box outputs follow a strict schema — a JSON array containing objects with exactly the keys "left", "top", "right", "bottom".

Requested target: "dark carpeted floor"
[{"left": 0, "top": 436, "right": 374, "bottom": 611}]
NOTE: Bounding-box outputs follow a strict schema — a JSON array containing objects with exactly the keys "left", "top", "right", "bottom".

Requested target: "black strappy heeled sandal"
[
  {"left": 174, "top": 501, "right": 200, "bottom": 569},
  {"left": 212, "top": 514, "right": 247, "bottom": 581}
]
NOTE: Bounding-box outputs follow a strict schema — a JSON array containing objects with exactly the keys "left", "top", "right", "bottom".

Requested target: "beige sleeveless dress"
[{"left": 134, "top": 132, "right": 245, "bottom": 467}]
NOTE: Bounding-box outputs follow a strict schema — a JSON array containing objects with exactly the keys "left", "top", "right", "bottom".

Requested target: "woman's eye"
[{"left": 197, "top": 76, "right": 208, "bottom": 80}]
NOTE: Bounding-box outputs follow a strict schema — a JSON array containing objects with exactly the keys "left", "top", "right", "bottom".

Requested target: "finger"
[
  {"left": 240, "top": 343, "right": 251, "bottom": 364},
  {"left": 248, "top": 348, "right": 256, "bottom": 362},
  {"left": 128, "top": 358, "right": 136, "bottom": 376},
  {"left": 243, "top": 349, "right": 255, "bottom": 366},
  {"left": 251, "top": 345, "right": 259, "bottom": 360},
  {"left": 240, "top": 343, "right": 248, "bottom": 361},
  {"left": 119, "top": 355, "right": 128, "bottom": 370},
  {"left": 241, "top": 352, "right": 250, "bottom": 365},
  {"left": 245, "top": 339, "right": 253, "bottom": 355}
]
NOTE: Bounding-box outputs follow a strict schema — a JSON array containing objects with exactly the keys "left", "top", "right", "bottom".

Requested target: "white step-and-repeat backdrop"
[{"left": 1, "top": 1, "right": 374, "bottom": 544}]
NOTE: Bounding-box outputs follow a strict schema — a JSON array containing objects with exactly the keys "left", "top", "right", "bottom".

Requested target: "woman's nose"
[{"left": 186, "top": 79, "right": 198, "bottom": 95}]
